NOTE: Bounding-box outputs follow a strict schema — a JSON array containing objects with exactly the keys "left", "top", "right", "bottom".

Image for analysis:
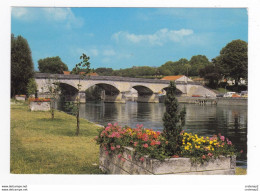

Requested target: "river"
[{"left": 76, "top": 101, "right": 247, "bottom": 168}]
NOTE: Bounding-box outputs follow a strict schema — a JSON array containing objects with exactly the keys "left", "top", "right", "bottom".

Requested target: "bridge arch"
[
  {"left": 132, "top": 85, "right": 153, "bottom": 95},
  {"left": 85, "top": 82, "right": 124, "bottom": 103}
]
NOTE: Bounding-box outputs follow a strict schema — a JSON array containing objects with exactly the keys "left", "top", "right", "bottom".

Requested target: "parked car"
[
  {"left": 240, "top": 91, "right": 248, "bottom": 98},
  {"left": 216, "top": 93, "right": 224, "bottom": 97},
  {"left": 223, "top": 92, "right": 236, "bottom": 97}
]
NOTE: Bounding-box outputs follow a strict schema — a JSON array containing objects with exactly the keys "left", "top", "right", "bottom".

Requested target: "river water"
[{"left": 77, "top": 101, "right": 247, "bottom": 168}]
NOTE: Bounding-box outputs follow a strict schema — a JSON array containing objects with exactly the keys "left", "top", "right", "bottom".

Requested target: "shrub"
[{"left": 162, "top": 81, "right": 186, "bottom": 156}]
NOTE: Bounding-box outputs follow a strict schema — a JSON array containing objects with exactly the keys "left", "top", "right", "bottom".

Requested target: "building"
[{"left": 161, "top": 75, "right": 193, "bottom": 83}]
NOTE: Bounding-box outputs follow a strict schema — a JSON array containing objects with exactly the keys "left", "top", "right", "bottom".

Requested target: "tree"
[
  {"left": 74, "top": 53, "right": 91, "bottom": 136},
  {"left": 189, "top": 55, "right": 211, "bottom": 76},
  {"left": 26, "top": 78, "right": 37, "bottom": 97},
  {"left": 163, "top": 81, "right": 186, "bottom": 156},
  {"left": 95, "top": 68, "right": 114, "bottom": 76},
  {"left": 46, "top": 76, "right": 60, "bottom": 120},
  {"left": 38, "top": 56, "right": 68, "bottom": 74},
  {"left": 11, "top": 34, "right": 34, "bottom": 97},
  {"left": 199, "top": 64, "right": 221, "bottom": 89},
  {"left": 215, "top": 40, "right": 248, "bottom": 89}
]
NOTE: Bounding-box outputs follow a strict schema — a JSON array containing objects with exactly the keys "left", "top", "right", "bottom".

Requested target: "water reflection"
[{"left": 78, "top": 101, "right": 247, "bottom": 168}]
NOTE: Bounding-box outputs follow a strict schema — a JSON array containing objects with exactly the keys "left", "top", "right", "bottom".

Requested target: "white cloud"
[
  {"left": 112, "top": 28, "right": 193, "bottom": 46},
  {"left": 11, "top": 7, "right": 28, "bottom": 18},
  {"left": 12, "top": 7, "right": 83, "bottom": 28},
  {"left": 103, "top": 49, "right": 116, "bottom": 56}
]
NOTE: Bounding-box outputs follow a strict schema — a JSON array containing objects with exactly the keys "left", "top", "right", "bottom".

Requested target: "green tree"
[
  {"left": 215, "top": 39, "right": 248, "bottom": 89},
  {"left": 163, "top": 81, "right": 186, "bottom": 156},
  {"left": 199, "top": 64, "right": 221, "bottom": 89},
  {"left": 26, "top": 78, "right": 37, "bottom": 98},
  {"left": 11, "top": 34, "right": 34, "bottom": 97},
  {"left": 73, "top": 53, "right": 91, "bottom": 136},
  {"left": 189, "top": 55, "right": 211, "bottom": 76},
  {"left": 46, "top": 76, "right": 60, "bottom": 120},
  {"left": 95, "top": 68, "right": 114, "bottom": 76},
  {"left": 38, "top": 56, "right": 68, "bottom": 74}
]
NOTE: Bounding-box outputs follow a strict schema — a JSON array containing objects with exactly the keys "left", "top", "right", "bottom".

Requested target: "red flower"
[
  {"left": 111, "top": 146, "right": 116, "bottom": 151},
  {"left": 202, "top": 155, "right": 206, "bottom": 159},
  {"left": 143, "top": 143, "right": 148, "bottom": 148},
  {"left": 139, "top": 157, "right": 144, "bottom": 162},
  {"left": 172, "top": 155, "right": 179, "bottom": 158},
  {"left": 150, "top": 140, "right": 156, "bottom": 146},
  {"left": 208, "top": 153, "right": 213, "bottom": 157}
]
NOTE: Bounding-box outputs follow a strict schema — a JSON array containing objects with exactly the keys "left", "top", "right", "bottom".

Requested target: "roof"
[
  {"left": 161, "top": 75, "right": 184, "bottom": 81},
  {"left": 63, "top": 71, "right": 70, "bottom": 75},
  {"left": 79, "top": 72, "right": 99, "bottom": 76}
]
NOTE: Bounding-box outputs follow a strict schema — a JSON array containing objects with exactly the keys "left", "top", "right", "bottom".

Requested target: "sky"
[{"left": 11, "top": 8, "right": 248, "bottom": 71}]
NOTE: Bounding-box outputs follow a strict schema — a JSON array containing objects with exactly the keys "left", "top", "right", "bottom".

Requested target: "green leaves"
[
  {"left": 38, "top": 56, "right": 68, "bottom": 74},
  {"left": 163, "top": 81, "right": 186, "bottom": 156},
  {"left": 11, "top": 34, "right": 34, "bottom": 97}
]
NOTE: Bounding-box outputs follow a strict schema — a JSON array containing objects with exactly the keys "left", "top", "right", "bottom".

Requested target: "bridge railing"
[{"left": 34, "top": 73, "right": 203, "bottom": 85}]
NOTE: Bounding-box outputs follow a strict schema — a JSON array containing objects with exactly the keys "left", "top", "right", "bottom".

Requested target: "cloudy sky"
[{"left": 11, "top": 8, "right": 248, "bottom": 71}]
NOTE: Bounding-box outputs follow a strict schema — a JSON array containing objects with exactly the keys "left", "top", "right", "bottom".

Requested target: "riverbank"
[
  {"left": 10, "top": 101, "right": 246, "bottom": 175},
  {"left": 176, "top": 97, "right": 247, "bottom": 106},
  {"left": 11, "top": 101, "right": 103, "bottom": 174}
]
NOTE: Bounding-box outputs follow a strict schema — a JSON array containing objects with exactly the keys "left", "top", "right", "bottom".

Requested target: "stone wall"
[
  {"left": 99, "top": 147, "right": 236, "bottom": 175},
  {"left": 176, "top": 97, "right": 247, "bottom": 106},
  {"left": 30, "top": 101, "right": 51, "bottom": 111}
]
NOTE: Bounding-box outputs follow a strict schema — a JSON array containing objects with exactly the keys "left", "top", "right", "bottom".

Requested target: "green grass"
[
  {"left": 216, "top": 88, "right": 227, "bottom": 93},
  {"left": 236, "top": 167, "right": 247, "bottom": 175},
  {"left": 11, "top": 102, "right": 103, "bottom": 174}
]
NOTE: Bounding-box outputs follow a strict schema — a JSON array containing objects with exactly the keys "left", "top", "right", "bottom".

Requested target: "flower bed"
[
  {"left": 29, "top": 97, "right": 51, "bottom": 111},
  {"left": 96, "top": 123, "right": 239, "bottom": 175}
]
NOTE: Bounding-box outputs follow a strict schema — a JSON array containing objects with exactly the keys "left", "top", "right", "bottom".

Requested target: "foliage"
[
  {"left": 38, "top": 56, "right": 68, "bottom": 74},
  {"left": 26, "top": 78, "right": 38, "bottom": 97},
  {"left": 95, "top": 123, "right": 168, "bottom": 161},
  {"left": 158, "top": 58, "right": 190, "bottom": 76},
  {"left": 46, "top": 77, "right": 61, "bottom": 120},
  {"left": 11, "top": 34, "right": 34, "bottom": 97},
  {"left": 95, "top": 67, "right": 114, "bottom": 76},
  {"left": 199, "top": 64, "right": 222, "bottom": 89},
  {"left": 180, "top": 132, "right": 240, "bottom": 163},
  {"left": 215, "top": 39, "right": 248, "bottom": 87},
  {"left": 74, "top": 53, "right": 91, "bottom": 136},
  {"left": 162, "top": 81, "right": 186, "bottom": 156},
  {"left": 189, "top": 55, "right": 211, "bottom": 76}
]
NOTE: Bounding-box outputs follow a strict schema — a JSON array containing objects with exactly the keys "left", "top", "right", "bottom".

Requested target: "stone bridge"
[{"left": 35, "top": 73, "right": 216, "bottom": 103}]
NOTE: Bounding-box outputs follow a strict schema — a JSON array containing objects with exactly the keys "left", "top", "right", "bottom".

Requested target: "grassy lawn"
[{"left": 11, "top": 101, "right": 103, "bottom": 174}]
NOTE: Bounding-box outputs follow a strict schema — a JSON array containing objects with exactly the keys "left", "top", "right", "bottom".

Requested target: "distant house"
[
  {"left": 80, "top": 72, "right": 99, "bottom": 76},
  {"left": 63, "top": 71, "right": 70, "bottom": 75},
  {"left": 161, "top": 75, "right": 193, "bottom": 82},
  {"left": 192, "top": 77, "right": 206, "bottom": 85}
]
